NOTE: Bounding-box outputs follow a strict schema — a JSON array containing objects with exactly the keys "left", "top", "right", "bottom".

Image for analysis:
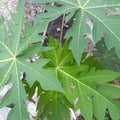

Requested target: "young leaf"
[
  {"left": 40, "top": 39, "right": 120, "bottom": 120},
  {"left": 0, "top": 1, "right": 63, "bottom": 119},
  {"left": 38, "top": 92, "right": 71, "bottom": 120}
]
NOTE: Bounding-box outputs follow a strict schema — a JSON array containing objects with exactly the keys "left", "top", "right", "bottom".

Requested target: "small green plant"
[{"left": 0, "top": 0, "right": 120, "bottom": 120}]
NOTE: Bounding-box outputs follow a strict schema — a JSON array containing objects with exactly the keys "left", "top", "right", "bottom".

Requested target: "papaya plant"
[{"left": 0, "top": 0, "right": 120, "bottom": 120}]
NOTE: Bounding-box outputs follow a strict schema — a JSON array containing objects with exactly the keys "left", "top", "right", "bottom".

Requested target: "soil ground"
[{"left": 42, "top": 15, "right": 73, "bottom": 46}]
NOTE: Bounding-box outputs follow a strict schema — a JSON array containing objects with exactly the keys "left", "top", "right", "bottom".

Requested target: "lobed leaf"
[
  {"left": 0, "top": 1, "right": 63, "bottom": 119},
  {"left": 38, "top": 91, "right": 71, "bottom": 120},
  {"left": 37, "top": 0, "right": 120, "bottom": 64},
  {"left": 41, "top": 39, "right": 120, "bottom": 120}
]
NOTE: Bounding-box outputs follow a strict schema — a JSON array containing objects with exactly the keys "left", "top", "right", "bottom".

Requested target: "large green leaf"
[
  {"left": 41, "top": 39, "right": 120, "bottom": 120},
  {"left": 0, "top": 1, "right": 63, "bottom": 119},
  {"left": 38, "top": 0, "right": 120, "bottom": 64}
]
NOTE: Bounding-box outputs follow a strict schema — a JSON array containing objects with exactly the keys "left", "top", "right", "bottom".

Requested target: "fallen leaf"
[
  {"left": 26, "top": 87, "right": 39, "bottom": 119},
  {"left": 0, "top": 106, "right": 11, "bottom": 120},
  {"left": 0, "top": 83, "right": 13, "bottom": 100},
  {"left": 69, "top": 108, "right": 76, "bottom": 120}
]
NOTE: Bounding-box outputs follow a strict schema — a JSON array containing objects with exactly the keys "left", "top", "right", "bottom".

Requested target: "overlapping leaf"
[
  {"left": 0, "top": 1, "right": 63, "bottom": 119},
  {"left": 41, "top": 39, "right": 120, "bottom": 120},
  {"left": 38, "top": 0, "right": 120, "bottom": 64},
  {"left": 37, "top": 91, "right": 71, "bottom": 120},
  {"left": 94, "top": 39, "right": 120, "bottom": 72},
  {"left": 25, "top": 81, "right": 71, "bottom": 120}
]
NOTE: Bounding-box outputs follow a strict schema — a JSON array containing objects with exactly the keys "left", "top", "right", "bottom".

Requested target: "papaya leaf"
[
  {"left": 38, "top": 0, "right": 120, "bottom": 64},
  {"left": 0, "top": 1, "right": 63, "bottom": 119},
  {"left": 40, "top": 39, "right": 120, "bottom": 120},
  {"left": 37, "top": 91, "right": 71, "bottom": 120}
]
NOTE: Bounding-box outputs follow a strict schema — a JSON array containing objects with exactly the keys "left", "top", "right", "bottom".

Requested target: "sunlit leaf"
[{"left": 41, "top": 39, "right": 120, "bottom": 120}]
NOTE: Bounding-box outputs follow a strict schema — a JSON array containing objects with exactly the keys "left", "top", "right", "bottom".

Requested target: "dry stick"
[
  {"left": 59, "top": 14, "right": 66, "bottom": 47},
  {"left": 43, "top": 24, "right": 48, "bottom": 36},
  {"left": 41, "top": 23, "right": 48, "bottom": 44}
]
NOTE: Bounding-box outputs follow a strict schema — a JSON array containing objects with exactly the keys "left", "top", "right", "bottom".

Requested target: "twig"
[
  {"left": 43, "top": 24, "right": 48, "bottom": 36},
  {"left": 59, "top": 14, "right": 65, "bottom": 47}
]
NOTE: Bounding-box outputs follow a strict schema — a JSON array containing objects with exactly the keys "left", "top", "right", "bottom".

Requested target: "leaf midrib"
[
  {"left": 15, "top": 60, "right": 22, "bottom": 119},
  {"left": 16, "top": 20, "right": 45, "bottom": 55},
  {"left": 58, "top": 68, "right": 91, "bottom": 117},
  {"left": 85, "top": 4, "right": 120, "bottom": 9},
  {"left": 0, "top": 60, "right": 14, "bottom": 87},
  {"left": 0, "top": 41, "right": 14, "bottom": 57}
]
